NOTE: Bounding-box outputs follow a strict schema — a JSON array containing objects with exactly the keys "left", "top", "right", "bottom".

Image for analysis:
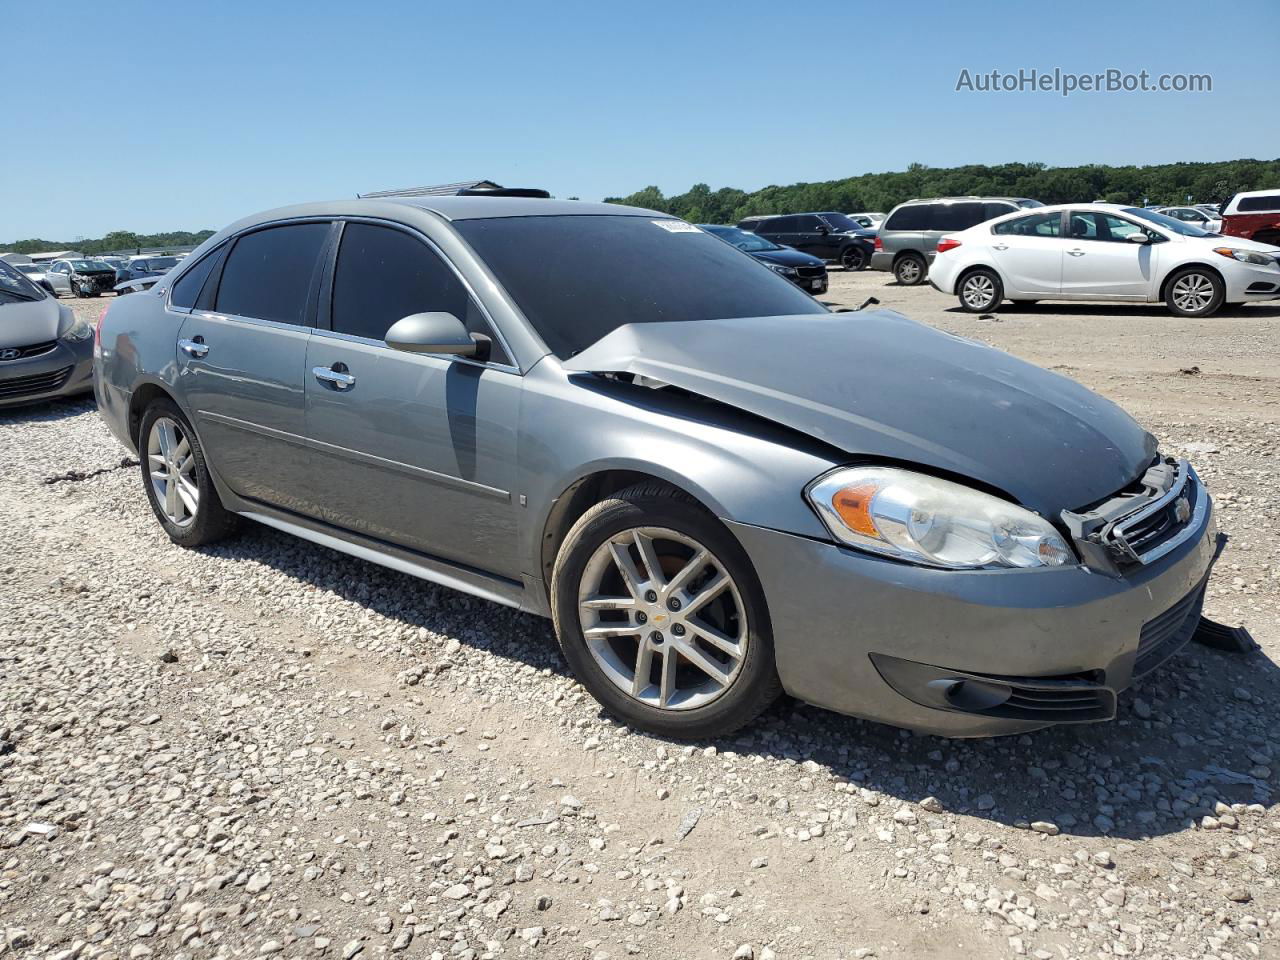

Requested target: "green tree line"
[
  {"left": 604, "top": 159, "right": 1280, "bottom": 224},
  {"left": 1, "top": 229, "right": 216, "bottom": 256}
]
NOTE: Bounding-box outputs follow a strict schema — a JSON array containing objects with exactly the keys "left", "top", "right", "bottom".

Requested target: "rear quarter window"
[
  {"left": 884, "top": 204, "right": 933, "bottom": 231},
  {"left": 1237, "top": 195, "right": 1280, "bottom": 213}
]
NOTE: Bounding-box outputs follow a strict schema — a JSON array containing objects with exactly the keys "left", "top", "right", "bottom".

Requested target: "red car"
[{"left": 1220, "top": 190, "right": 1280, "bottom": 247}]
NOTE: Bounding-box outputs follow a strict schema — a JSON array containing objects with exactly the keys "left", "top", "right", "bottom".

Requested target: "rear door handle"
[
  {"left": 992, "top": 243, "right": 1009, "bottom": 251},
  {"left": 178, "top": 337, "right": 208, "bottom": 358},
  {"left": 313, "top": 365, "right": 356, "bottom": 390},
  {"left": 1067, "top": 249, "right": 1086, "bottom": 257}
]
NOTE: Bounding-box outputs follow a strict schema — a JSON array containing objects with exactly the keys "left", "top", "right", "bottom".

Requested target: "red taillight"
[
  {"left": 873, "top": 235, "right": 883, "bottom": 251},
  {"left": 936, "top": 237, "right": 962, "bottom": 255},
  {"left": 94, "top": 304, "right": 110, "bottom": 352}
]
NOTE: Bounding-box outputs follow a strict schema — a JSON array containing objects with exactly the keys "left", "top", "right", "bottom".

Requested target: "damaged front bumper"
[{"left": 725, "top": 472, "right": 1218, "bottom": 737}]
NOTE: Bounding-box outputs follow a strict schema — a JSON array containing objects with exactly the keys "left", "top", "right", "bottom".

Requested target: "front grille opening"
[{"left": 0, "top": 365, "right": 72, "bottom": 399}]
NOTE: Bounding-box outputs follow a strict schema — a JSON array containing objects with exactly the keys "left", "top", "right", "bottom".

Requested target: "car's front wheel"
[
  {"left": 139, "top": 399, "right": 238, "bottom": 547},
  {"left": 551, "top": 484, "right": 781, "bottom": 739},
  {"left": 894, "top": 253, "right": 927, "bottom": 285},
  {"left": 841, "top": 246, "right": 867, "bottom": 271},
  {"left": 1165, "top": 268, "right": 1224, "bottom": 317},
  {"left": 958, "top": 268, "right": 1003, "bottom": 312}
]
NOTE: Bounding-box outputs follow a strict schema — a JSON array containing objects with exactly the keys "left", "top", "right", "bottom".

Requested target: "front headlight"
[
  {"left": 60, "top": 318, "right": 94, "bottom": 342},
  {"left": 806, "top": 466, "right": 1074, "bottom": 569},
  {"left": 765, "top": 262, "right": 798, "bottom": 277},
  {"left": 1214, "top": 247, "right": 1276, "bottom": 266}
]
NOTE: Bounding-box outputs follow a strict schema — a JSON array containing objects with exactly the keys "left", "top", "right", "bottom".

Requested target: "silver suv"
[{"left": 871, "top": 197, "right": 1042, "bottom": 285}]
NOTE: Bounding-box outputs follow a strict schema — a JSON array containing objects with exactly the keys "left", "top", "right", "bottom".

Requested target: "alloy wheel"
[
  {"left": 962, "top": 274, "right": 997, "bottom": 310},
  {"left": 842, "top": 248, "right": 865, "bottom": 270},
  {"left": 147, "top": 417, "right": 199, "bottom": 527},
  {"left": 897, "top": 259, "right": 922, "bottom": 284},
  {"left": 1171, "top": 273, "right": 1214, "bottom": 313},
  {"left": 577, "top": 527, "right": 748, "bottom": 711}
]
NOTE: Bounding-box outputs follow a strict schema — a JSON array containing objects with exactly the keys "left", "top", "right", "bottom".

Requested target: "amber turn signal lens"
[{"left": 831, "top": 482, "right": 882, "bottom": 538}]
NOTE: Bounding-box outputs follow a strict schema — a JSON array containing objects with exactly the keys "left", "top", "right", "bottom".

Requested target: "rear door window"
[
  {"left": 993, "top": 212, "right": 1062, "bottom": 237},
  {"left": 937, "top": 202, "right": 987, "bottom": 230},
  {"left": 759, "top": 217, "right": 794, "bottom": 233},
  {"left": 215, "top": 223, "right": 330, "bottom": 326},
  {"left": 330, "top": 222, "right": 510, "bottom": 365}
]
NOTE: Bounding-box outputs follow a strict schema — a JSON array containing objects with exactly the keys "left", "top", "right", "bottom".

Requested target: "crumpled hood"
[
  {"left": 563, "top": 310, "right": 1157, "bottom": 516},
  {"left": 0, "top": 295, "right": 65, "bottom": 348}
]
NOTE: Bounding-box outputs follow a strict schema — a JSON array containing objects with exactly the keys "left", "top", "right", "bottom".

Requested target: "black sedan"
[{"left": 698, "top": 224, "right": 828, "bottom": 294}]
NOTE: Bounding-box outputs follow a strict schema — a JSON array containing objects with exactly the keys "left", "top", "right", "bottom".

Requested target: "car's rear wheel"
[
  {"left": 551, "top": 483, "right": 781, "bottom": 739},
  {"left": 1165, "top": 268, "right": 1224, "bottom": 318},
  {"left": 958, "top": 268, "right": 1003, "bottom": 312},
  {"left": 139, "top": 399, "right": 237, "bottom": 547},
  {"left": 841, "top": 246, "right": 867, "bottom": 271},
  {"left": 894, "top": 253, "right": 926, "bottom": 285}
]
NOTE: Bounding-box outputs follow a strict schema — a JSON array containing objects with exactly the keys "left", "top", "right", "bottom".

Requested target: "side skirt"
[{"left": 238, "top": 505, "right": 527, "bottom": 612}]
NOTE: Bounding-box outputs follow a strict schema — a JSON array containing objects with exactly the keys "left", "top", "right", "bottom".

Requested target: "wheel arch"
[
  {"left": 127, "top": 380, "right": 183, "bottom": 447},
  {"left": 953, "top": 262, "right": 1004, "bottom": 299},
  {"left": 1159, "top": 261, "right": 1226, "bottom": 303},
  {"left": 537, "top": 467, "right": 724, "bottom": 596}
]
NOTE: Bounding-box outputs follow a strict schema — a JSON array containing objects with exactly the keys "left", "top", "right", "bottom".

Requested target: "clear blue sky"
[{"left": 3, "top": 0, "right": 1277, "bottom": 241}]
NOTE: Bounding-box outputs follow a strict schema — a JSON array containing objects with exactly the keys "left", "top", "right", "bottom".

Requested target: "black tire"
[
  {"left": 894, "top": 253, "right": 927, "bottom": 286},
  {"left": 840, "top": 246, "right": 867, "bottom": 271},
  {"left": 138, "top": 398, "right": 238, "bottom": 547},
  {"left": 551, "top": 483, "right": 782, "bottom": 740},
  {"left": 957, "top": 267, "right": 1003, "bottom": 313},
  {"left": 1165, "top": 267, "right": 1225, "bottom": 318}
]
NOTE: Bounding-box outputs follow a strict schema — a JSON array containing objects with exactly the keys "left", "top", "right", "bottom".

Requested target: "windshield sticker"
[{"left": 652, "top": 220, "right": 701, "bottom": 233}]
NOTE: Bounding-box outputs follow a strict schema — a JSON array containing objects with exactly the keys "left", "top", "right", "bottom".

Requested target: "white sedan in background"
[{"left": 928, "top": 203, "right": 1280, "bottom": 318}]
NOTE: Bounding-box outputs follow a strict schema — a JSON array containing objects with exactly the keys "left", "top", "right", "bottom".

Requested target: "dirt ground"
[{"left": 1, "top": 279, "right": 1279, "bottom": 960}]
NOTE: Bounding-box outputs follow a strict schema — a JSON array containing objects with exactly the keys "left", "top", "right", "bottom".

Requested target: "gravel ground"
[{"left": 2, "top": 282, "right": 1279, "bottom": 960}]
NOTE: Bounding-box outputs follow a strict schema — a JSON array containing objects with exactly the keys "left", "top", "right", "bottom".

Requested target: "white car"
[
  {"left": 927, "top": 203, "right": 1280, "bottom": 318},
  {"left": 846, "top": 212, "right": 885, "bottom": 229},
  {"left": 1156, "top": 205, "right": 1223, "bottom": 233}
]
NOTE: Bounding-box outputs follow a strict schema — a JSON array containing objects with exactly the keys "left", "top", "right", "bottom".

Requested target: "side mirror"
[
  {"left": 1126, "top": 233, "right": 1150, "bottom": 244},
  {"left": 385, "top": 312, "right": 484, "bottom": 359},
  {"left": 816, "top": 225, "right": 830, "bottom": 235}
]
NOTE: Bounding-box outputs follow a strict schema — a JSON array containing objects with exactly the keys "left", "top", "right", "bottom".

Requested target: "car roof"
[
  {"left": 200, "top": 197, "right": 669, "bottom": 243},
  {"left": 898, "top": 196, "right": 1035, "bottom": 205}
]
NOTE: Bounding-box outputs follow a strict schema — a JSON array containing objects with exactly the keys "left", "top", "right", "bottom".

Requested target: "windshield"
[
  {"left": 69, "top": 259, "right": 111, "bottom": 271},
  {"left": 147, "top": 256, "right": 179, "bottom": 270},
  {"left": 700, "top": 224, "right": 782, "bottom": 252},
  {"left": 1124, "top": 207, "right": 1212, "bottom": 237},
  {"left": 0, "top": 260, "right": 46, "bottom": 303},
  {"left": 455, "top": 215, "right": 828, "bottom": 358},
  {"left": 820, "top": 213, "right": 861, "bottom": 232}
]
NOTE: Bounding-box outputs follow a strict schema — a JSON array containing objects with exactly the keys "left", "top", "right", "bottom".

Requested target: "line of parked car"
[
  {"left": 13, "top": 253, "right": 184, "bottom": 299},
  {"left": 695, "top": 189, "right": 1280, "bottom": 318}
]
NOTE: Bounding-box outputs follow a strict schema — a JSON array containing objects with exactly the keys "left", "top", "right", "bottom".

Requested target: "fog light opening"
[{"left": 926, "top": 677, "right": 1012, "bottom": 712}]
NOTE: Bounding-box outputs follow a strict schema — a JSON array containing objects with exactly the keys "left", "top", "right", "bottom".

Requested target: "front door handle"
[
  {"left": 991, "top": 243, "right": 1009, "bottom": 251},
  {"left": 1067, "top": 249, "right": 1086, "bottom": 257},
  {"left": 178, "top": 337, "right": 208, "bottom": 358},
  {"left": 313, "top": 364, "right": 356, "bottom": 390}
]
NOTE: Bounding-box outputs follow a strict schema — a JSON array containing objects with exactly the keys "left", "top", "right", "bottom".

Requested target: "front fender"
[{"left": 516, "top": 365, "right": 839, "bottom": 584}]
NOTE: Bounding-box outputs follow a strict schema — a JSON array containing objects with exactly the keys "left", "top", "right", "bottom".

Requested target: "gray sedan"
[
  {"left": 94, "top": 197, "right": 1219, "bottom": 739},
  {"left": 0, "top": 259, "right": 95, "bottom": 407}
]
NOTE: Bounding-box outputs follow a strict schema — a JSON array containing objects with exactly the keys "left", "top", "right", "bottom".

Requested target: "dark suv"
[
  {"left": 737, "top": 212, "right": 875, "bottom": 271},
  {"left": 871, "top": 197, "right": 1042, "bottom": 285}
]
